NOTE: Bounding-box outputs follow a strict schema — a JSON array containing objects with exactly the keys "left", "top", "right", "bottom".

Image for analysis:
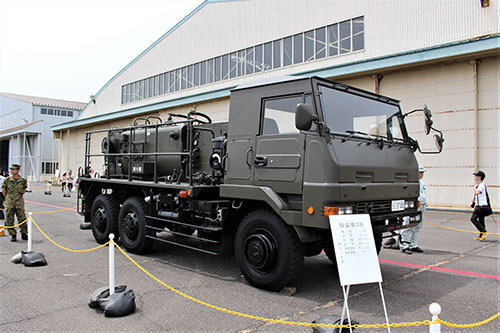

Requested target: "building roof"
[
  {"left": 0, "top": 92, "right": 86, "bottom": 110},
  {"left": 0, "top": 120, "right": 43, "bottom": 139}
]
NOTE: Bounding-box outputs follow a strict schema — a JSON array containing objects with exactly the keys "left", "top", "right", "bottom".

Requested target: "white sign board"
[{"left": 329, "top": 214, "right": 382, "bottom": 286}]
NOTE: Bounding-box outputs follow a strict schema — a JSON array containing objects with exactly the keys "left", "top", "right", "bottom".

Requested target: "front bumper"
[{"left": 371, "top": 210, "right": 422, "bottom": 235}]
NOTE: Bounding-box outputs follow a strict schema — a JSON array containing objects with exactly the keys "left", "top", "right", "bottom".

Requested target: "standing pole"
[
  {"left": 340, "top": 285, "right": 353, "bottom": 333},
  {"left": 27, "top": 212, "right": 33, "bottom": 252},
  {"left": 378, "top": 282, "right": 391, "bottom": 333},
  {"left": 429, "top": 303, "right": 441, "bottom": 333},
  {"left": 109, "top": 233, "right": 115, "bottom": 295}
]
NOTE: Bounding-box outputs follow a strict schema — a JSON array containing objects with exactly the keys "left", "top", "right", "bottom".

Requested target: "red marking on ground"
[
  {"left": 379, "top": 259, "right": 500, "bottom": 280},
  {"left": 24, "top": 200, "right": 76, "bottom": 211}
]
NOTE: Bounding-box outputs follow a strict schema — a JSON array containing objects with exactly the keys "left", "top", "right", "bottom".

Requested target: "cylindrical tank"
[{"left": 118, "top": 124, "right": 186, "bottom": 178}]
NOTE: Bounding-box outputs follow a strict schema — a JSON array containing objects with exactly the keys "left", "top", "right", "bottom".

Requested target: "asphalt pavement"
[{"left": 0, "top": 184, "right": 498, "bottom": 332}]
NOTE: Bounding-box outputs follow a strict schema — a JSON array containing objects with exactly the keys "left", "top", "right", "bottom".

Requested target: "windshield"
[{"left": 318, "top": 85, "right": 406, "bottom": 141}]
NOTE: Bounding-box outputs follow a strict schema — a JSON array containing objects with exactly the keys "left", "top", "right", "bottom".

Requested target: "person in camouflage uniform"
[{"left": 1, "top": 164, "right": 28, "bottom": 242}]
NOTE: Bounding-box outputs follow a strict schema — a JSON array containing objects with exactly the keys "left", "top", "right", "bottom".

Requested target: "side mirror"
[
  {"left": 434, "top": 134, "right": 444, "bottom": 152},
  {"left": 423, "top": 105, "right": 433, "bottom": 135},
  {"left": 295, "top": 103, "right": 317, "bottom": 131}
]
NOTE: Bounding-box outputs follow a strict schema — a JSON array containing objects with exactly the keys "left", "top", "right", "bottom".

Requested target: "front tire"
[
  {"left": 235, "top": 210, "right": 304, "bottom": 291},
  {"left": 118, "top": 197, "right": 154, "bottom": 254},
  {"left": 91, "top": 194, "right": 119, "bottom": 244}
]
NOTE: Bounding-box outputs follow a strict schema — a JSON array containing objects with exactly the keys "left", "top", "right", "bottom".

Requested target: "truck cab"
[{"left": 222, "top": 76, "right": 427, "bottom": 245}]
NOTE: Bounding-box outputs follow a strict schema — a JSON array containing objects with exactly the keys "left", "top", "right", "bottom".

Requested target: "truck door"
[{"left": 253, "top": 95, "right": 306, "bottom": 195}]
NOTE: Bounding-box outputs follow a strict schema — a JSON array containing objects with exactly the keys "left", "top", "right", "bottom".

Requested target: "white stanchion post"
[
  {"left": 109, "top": 233, "right": 115, "bottom": 295},
  {"left": 429, "top": 303, "right": 441, "bottom": 333},
  {"left": 27, "top": 212, "right": 33, "bottom": 252}
]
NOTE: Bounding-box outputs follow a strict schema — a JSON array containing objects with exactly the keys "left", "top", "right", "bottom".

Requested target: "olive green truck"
[{"left": 77, "top": 76, "right": 443, "bottom": 291}]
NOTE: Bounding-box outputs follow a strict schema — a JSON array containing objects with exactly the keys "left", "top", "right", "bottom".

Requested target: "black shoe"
[
  {"left": 11, "top": 235, "right": 17, "bottom": 242},
  {"left": 401, "top": 248, "right": 412, "bottom": 255},
  {"left": 21, "top": 234, "right": 28, "bottom": 241},
  {"left": 411, "top": 247, "right": 423, "bottom": 253}
]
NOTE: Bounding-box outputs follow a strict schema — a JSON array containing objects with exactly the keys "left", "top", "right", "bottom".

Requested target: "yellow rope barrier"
[
  {"left": 0, "top": 218, "right": 28, "bottom": 229},
  {"left": 30, "top": 218, "right": 110, "bottom": 253},
  {"left": 424, "top": 221, "right": 500, "bottom": 235},
  {"left": 438, "top": 312, "right": 500, "bottom": 328},
  {"left": 0, "top": 206, "right": 77, "bottom": 214}
]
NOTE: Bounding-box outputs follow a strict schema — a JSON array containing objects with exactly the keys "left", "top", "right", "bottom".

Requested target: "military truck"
[{"left": 77, "top": 76, "right": 443, "bottom": 291}]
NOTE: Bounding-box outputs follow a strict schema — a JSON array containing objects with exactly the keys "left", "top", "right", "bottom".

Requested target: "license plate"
[{"left": 391, "top": 200, "right": 405, "bottom": 212}]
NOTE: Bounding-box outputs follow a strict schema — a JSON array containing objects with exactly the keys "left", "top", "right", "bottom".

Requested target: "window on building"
[
  {"left": 327, "top": 23, "right": 339, "bottom": 56},
  {"left": 194, "top": 62, "right": 200, "bottom": 86},
  {"left": 159, "top": 74, "right": 165, "bottom": 94},
  {"left": 214, "top": 56, "right": 221, "bottom": 82},
  {"left": 200, "top": 61, "right": 207, "bottom": 85},
  {"left": 283, "top": 36, "right": 293, "bottom": 66},
  {"left": 262, "top": 95, "right": 303, "bottom": 135},
  {"left": 41, "top": 108, "right": 47, "bottom": 114},
  {"left": 340, "top": 20, "right": 351, "bottom": 54},
  {"left": 263, "top": 42, "right": 272, "bottom": 71},
  {"left": 255, "top": 44, "right": 263, "bottom": 72},
  {"left": 315, "top": 27, "right": 326, "bottom": 59},
  {"left": 230, "top": 52, "right": 238, "bottom": 78},
  {"left": 305, "top": 30, "right": 315, "bottom": 61},
  {"left": 222, "top": 54, "right": 229, "bottom": 80},
  {"left": 273, "top": 40, "right": 281, "bottom": 69},
  {"left": 238, "top": 50, "right": 245, "bottom": 76},
  {"left": 187, "top": 65, "right": 194, "bottom": 88},
  {"left": 67, "top": 111, "right": 73, "bottom": 117},
  {"left": 61, "top": 110, "right": 67, "bottom": 116},
  {"left": 48, "top": 108, "right": 54, "bottom": 115},
  {"left": 120, "top": 16, "right": 365, "bottom": 104},
  {"left": 293, "top": 33, "right": 303, "bottom": 64},
  {"left": 208, "top": 58, "right": 215, "bottom": 83},
  {"left": 246, "top": 47, "right": 254, "bottom": 74},
  {"left": 352, "top": 16, "right": 364, "bottom": 51},
  {"left": 42, "top": 161, "right": 58, "bottom": 174}
]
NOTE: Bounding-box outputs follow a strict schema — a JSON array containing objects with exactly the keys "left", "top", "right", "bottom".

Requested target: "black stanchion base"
[
  {"left": 44, "top": 191, "right": 52, "bottom": 195},
  {"left": 17, "top": 251, "right": 48, "bottom": 266},
  {"left": 80, "top": 222, "right": 92, "bottom": 230},
  {"left": 89, "top": 285, "right": 136, "bottom": 317},
  {"left": 312, "top": 316, "right": 359, "bottom": 333}
]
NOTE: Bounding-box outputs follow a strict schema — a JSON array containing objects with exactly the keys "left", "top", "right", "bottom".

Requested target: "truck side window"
[{"left": 262, "top": 96, "right": 303, "bottom": 135}]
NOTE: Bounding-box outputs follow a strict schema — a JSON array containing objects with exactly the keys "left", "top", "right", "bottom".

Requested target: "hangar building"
[{"left": 52, "top": 0, "right": 499, "bottom": 211}]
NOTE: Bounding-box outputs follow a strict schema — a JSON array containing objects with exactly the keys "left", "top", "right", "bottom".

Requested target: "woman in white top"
[{"left": 470, "top": 171, "right": 489, "bottom": 241}]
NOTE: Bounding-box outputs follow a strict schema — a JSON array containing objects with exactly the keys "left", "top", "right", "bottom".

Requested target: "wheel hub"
[
  {"left": 245, "top": 231, "right": 277, "bottom": 272},
  {"left": 93, "top": 207, "right": 107, "bottom": 232},
  {"left": 122, "top": 211, "right": 139, "bottom": 240}
]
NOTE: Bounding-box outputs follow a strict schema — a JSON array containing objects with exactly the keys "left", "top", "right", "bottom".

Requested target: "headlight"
[
  {"left": 338, "top": 206, "right": 354, "bottom": 215},
  {"left": 405, "top": 200, "right": 415, "bottom": 209}
]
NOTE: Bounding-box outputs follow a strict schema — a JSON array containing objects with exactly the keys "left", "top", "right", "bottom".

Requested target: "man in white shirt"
[
  {"left": 400, "top": 166, "right": 427, "bottom": 254},
  {"left": 471, "top": 171, "right": 488, "bottom": 241}
]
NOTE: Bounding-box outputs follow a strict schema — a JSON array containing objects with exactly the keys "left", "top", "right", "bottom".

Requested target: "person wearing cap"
[
  {"left": 1, "top": 164, "right": 28, "bottom": 242},
  {"left": 400, "top": 166, "right": 427, "bottom": 254},
  {"left": 471, "top": 171, "right": 489, "bottom": 241}
]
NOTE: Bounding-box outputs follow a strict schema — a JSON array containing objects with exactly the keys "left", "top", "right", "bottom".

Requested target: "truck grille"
[{"left": 355, "top": 201, "right": 392, "bottom": 215}]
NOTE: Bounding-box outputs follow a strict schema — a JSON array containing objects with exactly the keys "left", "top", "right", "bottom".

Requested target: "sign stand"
[{"left": 329, "top": 214, "right": 391, "bottom": 333}]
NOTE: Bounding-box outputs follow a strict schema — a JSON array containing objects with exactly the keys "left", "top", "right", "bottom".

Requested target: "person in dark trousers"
[
  {"left": 471, "top": 171, "right": 489, "bottom": 241},
  {"left": 1, "top": 164, "right": 28, "bottom": 242},
  {"left": 0, "top": 171, "right": 5, "bottom": 220}
]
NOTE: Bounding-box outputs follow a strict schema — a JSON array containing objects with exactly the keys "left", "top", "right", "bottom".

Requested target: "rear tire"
[
  {"left": 118, "top": 197, "right": 154, "bottom": 254},
  {"left": 91, "top": 194, "right": 119, "bottom": 244},
  {"left": 235, "top": 209, "right": 304, "bottom": 291}
]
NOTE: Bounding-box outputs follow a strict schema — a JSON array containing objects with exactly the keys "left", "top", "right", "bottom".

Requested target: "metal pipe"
[{"left": 472, "top": 59, "right": 479, "bottom": 172}]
